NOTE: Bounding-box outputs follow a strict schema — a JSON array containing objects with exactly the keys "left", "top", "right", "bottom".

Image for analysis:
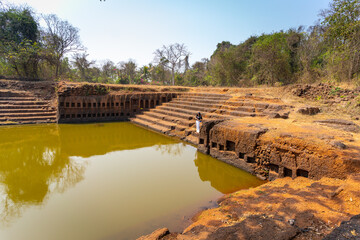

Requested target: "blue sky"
[{"left": 6, "top": 0, "right": 331, "bottom": 67}]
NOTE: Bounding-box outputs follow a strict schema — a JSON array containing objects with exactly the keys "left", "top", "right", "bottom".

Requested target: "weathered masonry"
[
  {"left": 197, "top": 119, "right": 360, "bottom": 181},
  {"left": 58, "top": 93, "right": 177, "bottom": 123}
]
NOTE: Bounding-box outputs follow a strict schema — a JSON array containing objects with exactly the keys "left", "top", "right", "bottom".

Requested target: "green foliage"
[
  {"left": 182, "top": 61, "right": 209, "bottom": 86},
  {"left": 0, "top": 8, "right": 38, "bottom": 44},
  {"left": 94, "top": 85, "right": 108, "bottom": 95},
  {"left": 321, "top": 0, "right": 360, "bottom": 81},
  {"left": 0, "top": 6, "right": 40, "bottom": 78},
  {"left": 250, "top": 32, "right": 292, "bottom": 85},
  {"left": 209, "top": 37, "right": 257, "bottom": 86},
  {"left": 330, "top": 86, "right": 342, "bottom": 95}
]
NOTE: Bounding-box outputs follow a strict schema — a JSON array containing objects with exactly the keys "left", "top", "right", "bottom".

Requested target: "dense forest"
[{"left": 0, "top": 0, "right": 359, "bottom": 86}]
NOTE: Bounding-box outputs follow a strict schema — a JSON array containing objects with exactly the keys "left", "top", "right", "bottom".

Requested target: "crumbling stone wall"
[
  {"left": 198, "top": 119, "right": 360, "bottom": 180},
  {"left": 58, "top": 93, "right": 177, "bottom": 123},
  {"left": 198, "top": 120, "right": 268, "bottom": 175}
]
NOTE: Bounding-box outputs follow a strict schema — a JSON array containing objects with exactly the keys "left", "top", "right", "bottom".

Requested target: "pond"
[{"left": 0, "top": 122, "right": 263, "bottom": 240}]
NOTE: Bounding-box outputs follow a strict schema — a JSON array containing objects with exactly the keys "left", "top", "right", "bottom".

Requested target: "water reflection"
[
  {"left": 194, "top": 151, "right": 264, "bottom": 194},
  {"left": 154, "top": 142, "right": 186, "bottom": 156},
  {"left": 0, "top": 125, "right": 85, "bottom": 224},
  {"left": 59, "top": 123, "right": 178, "bottom": 158},
  {"left": 0, "top": 123, "right": 178, "bottom": 224}
]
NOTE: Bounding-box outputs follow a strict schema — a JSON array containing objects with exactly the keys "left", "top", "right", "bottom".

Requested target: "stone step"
[
  {"left": 158, "top": 105, "right": 211, "bottom": 117},
  {"left": 143, "top": 111, "right": 194, "bottom": 127},
  {"left": 0, "top": 112, "right": 56, "bottom": 118},
  {"left": 227, "top": 99, "right": 288, "bottom": 110},
  {"left": 157, "top": 105, "right": 228, "bottom": 120},
  {"left": 164, "top": 102, "right": 218, "bottom": 113},
  {"left": 0, "top": 108, "right": 55, "bottom": 113},
  {"left": 152, "top": 108, "right": 193, "bottom": 121},
  {"left": 184, "top": 134, "right": 199, "bottom": 145},
  {"left": 135, "top": 114, "right": 176, "bottom": 130},
  {"left": 130, "top": 118, "right": 173, "bottom": 134},
  {"left": 180, "top": 92, "right": 230, "bottom": 97},
  {"left": 222, "top": 99, "right": 277, "bottom": 109},
  {"left": 0, "top": 100, "right": 48, "bottom": 105},
  {"left": 172, "top": 99, "right": 224, "bottom": 108},
  {"left": 174, "top": 97, "right": 229, "bottom": 105},
  {"left": 0, "top": 115, "right": 57, "bottom": 122},
  {"left": 221, "top": 109, "right": 265, "bottom": 117},
  {"left": 0, "top": 97, "right": 37, "bottom": 101},
  {"left": 0, "top": 119, "right": 56, "bottom": 125},
  {"left": 232, "top": 101, "right": 270, "bottom": 109},
  {"left": 219, "top": 105, "right": 257, "bottom": 113},
  {"left": 0, "top": 90, "right": 32, "bottom": 98},
  {"left": 0, "top": 104, "right": 49, "bottom": 109},
  {"left": 175, "top": 99, "right": 262, "bottom": 114},
  {"left": 157, "top": 105, "right": 229, "bottom": 123},
  {"left": 177, "top": 94, "right": 231, "bottom": 101}
]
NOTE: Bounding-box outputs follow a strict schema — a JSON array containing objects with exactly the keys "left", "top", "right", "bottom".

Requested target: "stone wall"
[
  {"left": 58, "top": 92, "right": 177, "bottom": 123},
  {"left": 198, "top": 119, "right": 360, "bottom": 180}
]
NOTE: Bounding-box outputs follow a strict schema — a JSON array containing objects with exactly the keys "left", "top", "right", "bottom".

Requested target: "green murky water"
[{"left": 0, "top": 122, "right": 263, "bottom": 240}]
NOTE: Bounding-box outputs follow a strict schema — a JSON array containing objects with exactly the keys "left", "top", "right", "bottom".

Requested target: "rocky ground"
[{"left": 139, "top": 174, "right": 360, "bottom": 240}]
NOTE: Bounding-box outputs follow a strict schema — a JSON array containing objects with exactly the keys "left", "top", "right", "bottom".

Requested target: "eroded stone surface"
[
  {"left": 143, "top": 174, "right": 360, "bottom": 240},
  {"left": 197, "top": 118, "right": 360, "bottom": 181},
  {"left": 137, "top": 228, "right": 170, "bottom": 240},
  {"left": 314, "top": 119, "right": 360, "bottom": 133},
  {"left": 323, "top": 214, "right": 360, "bottom": 240},
  {"left": 297, "top": 106, "right": 321, "bottom": 115}
]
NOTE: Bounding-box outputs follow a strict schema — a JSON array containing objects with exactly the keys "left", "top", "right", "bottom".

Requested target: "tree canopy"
[{"left": 0, "top": 0, "right": 359, "bottom": 86}]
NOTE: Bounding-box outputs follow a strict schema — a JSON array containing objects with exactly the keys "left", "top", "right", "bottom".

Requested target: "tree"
[
  {"left": 42, "top": 14, "right": 82, "bottom": 79},
  {"left": 250, "top": 32, "right": 292, "bottom": 85},
  {"left": 72, "top": 52, "right": 95, "bottom": 82},
  {"left": 298, "top": 25, "right": 326, "bottom": 82},
  {"left": 209, "top": 37, "right": 257, "bottom": 86},
  {"left": 100, "top": 60, "right": 116, "bottom": 83},
  {"left": 183, "top": 60, "right": 209, "bottom": 86},
  {"left": 0, "top": 6, "right": 40, "bottom": 78},
  {"left": 149, "top": 64, "right": 171, "bottom": 85},
  {"left": 117, "top": 60, "right": 137, "bottom": 84},
  {"left": 211, "top": 41, "right": 234, "bottom": 57},
  {"left": 321, "top": 0, "right": 360, "bottom": 80},
  {"left": 153, "top": 43, "right": 190, "bottom": 85}
]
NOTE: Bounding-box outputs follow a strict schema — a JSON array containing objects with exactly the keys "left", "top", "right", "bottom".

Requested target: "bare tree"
[
  {"left": 72, "top": 52, "right": 95, "bottom": 82},
  {"left": 42, "top": 14, "right": 82, "bottom": 78},
  {"left": 153, "top": 43, "right": 190, "bottom": 85}
]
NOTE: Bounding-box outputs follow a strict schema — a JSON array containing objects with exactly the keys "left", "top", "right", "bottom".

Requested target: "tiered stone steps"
[
  {"left": 131, "top": 92, "right": 291, "bottom": 144},
  {"left": 0, "top": 91, "right": 57, "bottom": 125},
  {"left": 131, "top": 93, "right": 231, "bottom": 142}
]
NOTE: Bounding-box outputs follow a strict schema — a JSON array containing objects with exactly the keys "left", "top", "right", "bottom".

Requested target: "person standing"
[{"left": 196, "top": 112, "right": 202, "bottom": 133}]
